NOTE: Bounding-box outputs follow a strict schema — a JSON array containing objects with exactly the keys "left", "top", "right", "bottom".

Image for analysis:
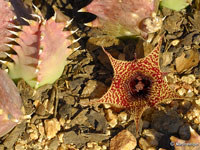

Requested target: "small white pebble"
[
  {"left": 118, "top": 111, "right": 127, "bottom": 123},
  {"left": 186, "top": 89, "right": 194, "bottom": 97},
  {"left": 102, "top": 145, "right": 107, "bottom": 150},
  {"left": 178, "top": 88, "right": 186, "bottom": 96},
  {"left": 171, "top": 39, "right": 180, "bottom": 46}
]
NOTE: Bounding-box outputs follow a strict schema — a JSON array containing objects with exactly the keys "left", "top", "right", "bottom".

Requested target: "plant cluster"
[{"left": 0, "top": 0, "right": 191, "bottom": 139}]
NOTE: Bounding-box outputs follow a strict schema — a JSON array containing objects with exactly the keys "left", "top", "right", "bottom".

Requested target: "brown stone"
[{"left": 110, "top": 130, "right": 137, "bottom": 150}]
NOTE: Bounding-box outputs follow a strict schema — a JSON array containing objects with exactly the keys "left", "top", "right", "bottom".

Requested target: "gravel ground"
[{"left": 0, "top": 0, "right": 200, "bottom": 150}]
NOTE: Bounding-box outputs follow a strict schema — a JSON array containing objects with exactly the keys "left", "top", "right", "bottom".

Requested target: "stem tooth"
[
  {"left": 35, "top": 81, "right": 40, "bottom": 89},
  {"left": 8, "top": 30, "right": 18, "bottom": 36},
  {"left": 4, "top": 52, "right": 11, "bottom": 58},
  {"left": 70, "top": 28, "right": 78, "bottom": 35},
  {"left": 32, "top": 3, "right": 42, "bottom": 16},
  {"left": 84, "top": 22, "right": 93, "bottom": 27},
  {"left": 7, "top": 37, "right": 16, "bottom": 42},
  {"left": 78, "top": 8, "right": 87, "bottom": 12},
  {"left": 5, "top": 43, "right": 13, "bottom": 48},
  {"left": 72, "top": 37, "right": 81, "bottom": 43},
  {"left": 8, "top": 24, "right": 21, "bottom": 30},
  {"left": 52, "top": 11, "right": 57, "bottom": 21},
  {"left": 35, "top": 68, "right": 39, "bottom": 73},
  {"left": 73, "top": 46, "right": 81, "bottom": 51},
  {"left": 31, "top": 14, "right": 42, "bottom": 23},
  {"left": 65, "top": 18, "right": 73, "bottom": 28},
  {"left": 39, "top": 48, "right": 43, "bottom": 55},
  {"left": 21, "top": 17, "right": 31, "bottom": 24}
]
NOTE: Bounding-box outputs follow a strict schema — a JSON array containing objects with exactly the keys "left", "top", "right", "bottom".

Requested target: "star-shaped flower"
[{"left": 85, "top": 37, "right": 181, "bottom": 134}]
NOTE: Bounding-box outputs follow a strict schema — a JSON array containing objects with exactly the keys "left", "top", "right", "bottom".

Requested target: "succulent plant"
[
  {"left": 0, "top": 0, "right": 15, "bottom": 51},
  {"left": 82, "top": 37, "right": 181, "bottom": 135},
  {"left": 1, "top": 6, "right": 79, "bottom": 89},
  {"left": 160, "top": 0, "right": 193, "bottom": 11},
  {"left": 0, "top": 69, "right": 24, "bottom": 137},
  {"left": 80, "top": 0, "right": 162, "bottom": 38}
]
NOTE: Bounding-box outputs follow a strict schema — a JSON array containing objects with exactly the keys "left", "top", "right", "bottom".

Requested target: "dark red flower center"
[{"left": 129, "top": 73, "right": 152, "bottom": 99}]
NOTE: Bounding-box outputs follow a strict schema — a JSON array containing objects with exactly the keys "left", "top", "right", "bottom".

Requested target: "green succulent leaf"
[{"left": 160, "top": 0, "right": 192, "bottom": 11}]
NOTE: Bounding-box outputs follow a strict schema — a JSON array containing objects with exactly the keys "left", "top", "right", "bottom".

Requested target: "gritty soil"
[{"left": 0, "top": 0, "right": 200, "bottom": 150}]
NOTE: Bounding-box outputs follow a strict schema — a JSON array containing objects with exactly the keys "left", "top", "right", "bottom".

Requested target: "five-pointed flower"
[{"left": 86, "top": 37, "right": 181, "bottom": 134}]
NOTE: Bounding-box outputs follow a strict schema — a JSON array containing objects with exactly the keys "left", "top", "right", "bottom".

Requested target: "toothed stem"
[{"left": 5, "top": 12, "right": 78, "bottom": 89}]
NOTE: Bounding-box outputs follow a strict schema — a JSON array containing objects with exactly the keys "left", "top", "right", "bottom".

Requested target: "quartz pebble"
[
  {"left": 110, "top": 130, "right": 137, "bottom": 150},
  {"left": 44, "top": 118, "right": 61, "bottom": 139}
]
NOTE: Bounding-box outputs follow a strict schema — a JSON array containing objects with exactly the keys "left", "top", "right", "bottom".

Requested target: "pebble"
[
  {"left": 187, "top": 105, "right": 200, "bottom": 124},
  {"left": 151, "top": 111, "right": 184, "bottom": 134},
  {"left": 181, "top": 75, "right": 196, "bottom": 84},
  {"left": 193, "top": 87, "right": 198, "bottom": 95},
  {"left": 105, "top": 109, "right": 118, "bottom": 128},
  {"left": 29, "top": 130, "right": 39, "bottom": 140},
  {"left": 57, "top": 144, "right": 78, "bottom": 150},
  {"left": 142, "top": 129, "right": 163, "bottom": 148},
  {"left": 28, "top": 124, "right": 39, "bottom": 140},
  {"left": 58, "top": 133, "right": 64, "bottom": 143},
  {"left": 171, "top": 39, "right": 180, "bottom": 46},
  {"left": 118, "top": 111, "right": 127, "bottom": 123},
  {"left": 15, "top": 143, "right": 26, "bottom": 150},
  {"left": 185, "top": 89, "right": 194, "bottom": 97},
  {"left": 142, "top": 120, "right": 150, "bottom": 129},
  {"left": 81, "top": 80, "right": 107, "bottom": 98},
  {"left": 178, "top": 124, "right": 190, "bottom": 140},
  {"left": 110, "top": 130, "right": 137, "bottom": 150},
  {"left": 86, "top": 142, "right": 102, "bottom": 150},
  {"left": 139, "top": 137, "right": 151, "bottom": 150},
  {"left": 180, "top": 101, "right": 192, "bottom": 112},
  {"left": 170, "top": 101, "right": 179, "bottom": 110},
  {"left": 195, "top": 98, "right": 200, "bottom": 106},
  {"left": 162, "top": 51, "right": 173, "bottom": 66},
  {"left": 38, "top": 122, "right": 45, "bottom": 142},
  {"left": 44, "top": 118, "right": 61, "bottom": 139},
  {"left": 118, "top": 53, "right": 125, "bottom": 60},
  {"left": 48, "top": 137, "right": 60, "bottom": 150},
  {"left": 59, "top": 118, "right": 65, "bottom": 127},
  {"left": 177, "top": 88, "right": 186, "bottom": 96},
  {"left": 36, "top": 104, "right": 46, "bottom": 116}
]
